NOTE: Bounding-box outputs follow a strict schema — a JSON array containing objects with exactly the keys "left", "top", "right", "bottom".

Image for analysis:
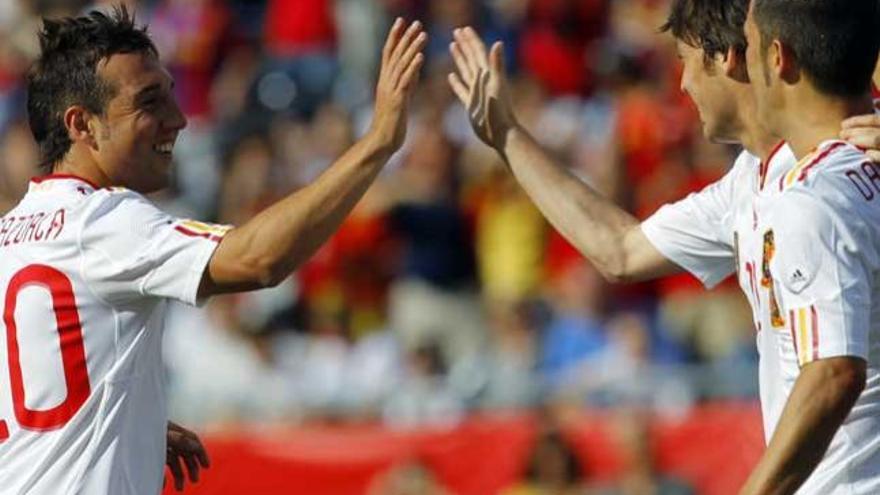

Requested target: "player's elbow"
[
  {"left": 812, "top": 356, "right": 867, "bottom": 406},
  {"left": 836, "top": 359, "right": 867, "bottom": 403},
  {"left": 253, "top": 259, "right": 290, "bottom": 288},
  {"left": 597, "top": 264, "right": 629, "bottom": 284}
]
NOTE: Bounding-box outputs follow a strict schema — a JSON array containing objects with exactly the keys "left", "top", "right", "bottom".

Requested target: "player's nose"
[{"left": 166, "top": 96, "right": 187, "bottom": 132}]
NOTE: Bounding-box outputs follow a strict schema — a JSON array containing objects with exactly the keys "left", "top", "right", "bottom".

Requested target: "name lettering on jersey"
[
  {"left": 0, "top": 209, "right": 65, "bottom": 247},
  {"left": 846, "top": 162, "right": 880, "bottom": 201}
]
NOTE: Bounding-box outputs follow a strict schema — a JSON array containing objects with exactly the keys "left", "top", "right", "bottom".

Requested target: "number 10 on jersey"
[{"left": 1, "top": 264, "right": 91, "bottom": 441}]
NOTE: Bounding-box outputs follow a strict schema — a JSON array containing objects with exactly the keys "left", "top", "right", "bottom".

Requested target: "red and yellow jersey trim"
[
  {"left": 780, "top": 142, "right": 846, "bottom": 190},
  {"left": 173, "top": 219, "right": 232, "bottom": 243},
  {"left": 788, "top": 305, "right": 819, "bottom": 367}
]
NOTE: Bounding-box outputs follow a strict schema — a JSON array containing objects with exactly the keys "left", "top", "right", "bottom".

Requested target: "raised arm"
[
  {"left": 447, "top": 27, "right": 678, "bottom": 283},
  {"left": 198, "top": 19, "right": 426, "bottom": 297}
]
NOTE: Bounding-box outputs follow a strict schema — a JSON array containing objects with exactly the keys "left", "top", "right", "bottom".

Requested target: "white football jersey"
[
  {"left": 0, "top": 175, "right": 228, "bottom": 495},
  {"left": 643, "top": 140, "right": 880, "bottom": 494}
]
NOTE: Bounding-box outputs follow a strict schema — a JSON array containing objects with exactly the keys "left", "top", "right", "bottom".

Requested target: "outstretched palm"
[{"left": 448, "top": 27, "right": 519, "bottom": 151}]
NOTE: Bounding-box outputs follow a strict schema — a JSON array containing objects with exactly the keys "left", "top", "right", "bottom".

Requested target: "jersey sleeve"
[
  {"left": 640, "top": 162, "right": 738, "bottom": 288},
  {"left": 771, "top": 190, "right": 873, "bottom": 365},
  {"left": 78, "top": 189, "right": 231, "bottom": 306}
]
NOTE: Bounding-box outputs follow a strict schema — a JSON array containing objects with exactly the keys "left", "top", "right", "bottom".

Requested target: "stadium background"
[{"left": 0, "top": 0, "right": 765, "bottom": 493}]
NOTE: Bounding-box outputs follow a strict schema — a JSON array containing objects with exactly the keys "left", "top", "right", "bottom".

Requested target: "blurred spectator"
[
  {"left": 368, "top": 461, "right": 451, "bottom": 495},
  {"left": 476, "top": 299, "right": 542, "bottom": 409},
  {"left": 0, "top": 121, "right": 38, "bottom": 213},
  {"left": 502, "top": 416, "right": 591, "bottom": 495},
  {"left": 261, "top": 0, "right": 339, "bottom": 118},
  {"left": 595, "top": 410, "right": 694, "bottom": 495},
  {"left": 539, "top": 261, "right": 608, "bottom": 393},
  {"left": 386, "top": 124, "right": 487, "bottom": 375},
  {"left": 383, "top": 341, "right": 465, "bottom": 429},
  {"left": 572, "top": 313, "right": 694, "bottom": 414},
  {"left": 474, "top": 167, "right": 547, "bottom": 302}
]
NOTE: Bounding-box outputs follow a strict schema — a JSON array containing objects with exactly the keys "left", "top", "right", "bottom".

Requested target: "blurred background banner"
[
  {"left": 1, "top": 0, "right": 761, "bottom": 493},
  {"left": 159, "top": 405, "right": 763, "bottom": 495}
]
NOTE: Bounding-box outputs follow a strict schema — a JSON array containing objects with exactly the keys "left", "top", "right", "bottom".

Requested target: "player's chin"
[{"left": 701, "top": 119, "right": 732, "bottom": 144}]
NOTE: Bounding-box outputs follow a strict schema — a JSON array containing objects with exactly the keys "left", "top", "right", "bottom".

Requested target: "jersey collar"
[{"left": 29, "top": 174, "right": 100, "bottom": 195}]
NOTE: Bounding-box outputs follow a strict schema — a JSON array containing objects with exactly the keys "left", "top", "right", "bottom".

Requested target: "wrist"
[
  {"left": 362, "top": 126, "right": 399, "bottom": 160},
  {"left": 495, "top": 123, "right": 525, "bottom": 160}
]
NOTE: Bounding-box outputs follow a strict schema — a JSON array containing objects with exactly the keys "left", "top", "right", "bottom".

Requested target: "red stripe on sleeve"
[
  {"left": 789, "top": 309, "right": 800, "bottom": 365},
  {"left": 174, "top": 225, "right": 223, "bottom": 243},
  {"left": 811, "top": 305, "right": 819, "bottom": 361}
]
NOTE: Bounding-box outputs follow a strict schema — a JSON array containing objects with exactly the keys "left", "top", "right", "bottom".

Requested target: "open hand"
[
  {"left": 369, "top": 18, "right": 427, "bottom": 153},
  {"left": 165, "top": 421, "right": 210, "bottom": 492},
  {"left": 448, "top": 27, "right": 519, "bottom": 152}
]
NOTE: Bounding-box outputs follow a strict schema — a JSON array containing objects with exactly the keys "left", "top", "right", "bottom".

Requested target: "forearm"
[
  {"left": 500, "top": 126, "right": 675, "bottom": 282},
  {"left": 740, "top": 357, "right": 866, "bottom": 495},
  {"left": 206, "top": 132, "right": 392, "bottom": 292}
]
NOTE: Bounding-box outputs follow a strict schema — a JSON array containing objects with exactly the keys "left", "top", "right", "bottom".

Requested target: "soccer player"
[
  {"left": 0, "top": 7, "right": 425, "bottom": 495},
  {"left": 737, "top": 1, "right": 880, "bottom": 493},
  {"left": 447, "top": 0, "right": 880, "bottom": 493}
]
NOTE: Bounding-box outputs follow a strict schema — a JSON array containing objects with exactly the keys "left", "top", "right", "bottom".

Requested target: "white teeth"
[{"left": 154, "top": 142, "right": 173, "bottom": 153}]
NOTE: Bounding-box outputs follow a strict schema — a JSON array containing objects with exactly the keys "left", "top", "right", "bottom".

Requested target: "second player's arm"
[
  {"left": 739, "top": 356, "right": 865, "bottom": 495},
  {"left": 198, "top": 19, "right": 426, "bottom": 297},
  {"left": 449, "top": 28, "right": 678, "bottom": 283},
  {"left": 499, "top": 125, "right": 679, "bottom": 283}
]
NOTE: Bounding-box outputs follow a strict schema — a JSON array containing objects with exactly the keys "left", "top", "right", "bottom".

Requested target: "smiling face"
[
  {"left": 676, "top": 41, "right": 745, "bottom": 143},
  {"left": 91, "top": 52, "right": 187, "bottom": 193}
]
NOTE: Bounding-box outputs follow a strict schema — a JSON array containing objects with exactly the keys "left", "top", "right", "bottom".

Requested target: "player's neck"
[
  {"left": 738, "top": 97, "right": 780, "bottom": 161},
  {"left": 52, "top": 150, "right": 113, "bottom": 189},
  {"left": 779, "top": 90, "right": 872, "bottom": 159}
]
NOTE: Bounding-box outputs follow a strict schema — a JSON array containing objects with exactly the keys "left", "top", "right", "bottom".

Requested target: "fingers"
[
  {"left": 395, "top": 31, "right": 427, "bottom": 88},
  {"left": 167, "top": 450, "right": 185, "bottom": 492},
  {"left": 867, "top": 150, "right": 880, "bottom": 163},
  {"left": 463, "top": 27, "right": 489, "bottom": 67},
  {"left": 450, "top": 41, "right": 474, "bottom": 84},
  {"left": 448, "top": 72, "right": 469, "bottom": 104},
  {"left": 452, "top": 29, "right": 481, "bottom": 78},
  {"left": 399, "top": 52, "right": 425, "bottom": 92},
  {"left": 842, "top": 114, "right": 880, "bottom": 130},
  {"left": 182, "top": 451, "right": 201, "bottom": 483},
  {"left": 390, "top": 21, "right": 423, "bottom": 70},
  {"left": 194, "top": 436, "right": 211, "bottom": 468},
  {"left": 489, "top": 41, "right": 505, "bottom": 74},
  {"left": 381, "top": 18, "right": 405, "bottom": 66},
  {"left": 841, "top": 127, "right": 880, "bottom": 151}
]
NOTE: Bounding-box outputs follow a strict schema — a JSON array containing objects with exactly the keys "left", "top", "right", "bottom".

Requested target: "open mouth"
[{"left": 153, "top": 142, "right": 174, "bottom": 156}]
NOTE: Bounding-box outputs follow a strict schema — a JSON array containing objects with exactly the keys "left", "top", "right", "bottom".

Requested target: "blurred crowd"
[{"left": 0, "top": 0, "right": 756, "bottom": 437}]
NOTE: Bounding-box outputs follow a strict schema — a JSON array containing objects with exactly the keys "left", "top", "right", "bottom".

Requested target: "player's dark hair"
[
  {"left": 26, "top": 5, "right": 158, "bottom": 172},
  {"left": 661, "top": 0, "right": 748, "bottom": 65},
  {"left": 752, "top": 0, "right": 880, "bottom": 97}
]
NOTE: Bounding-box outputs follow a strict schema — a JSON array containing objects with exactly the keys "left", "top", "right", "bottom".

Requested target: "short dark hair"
[
  {"left": 661, "top": 0, "right": 749, "bottom": 64},
  {"left": 26, "top": 6, "right": 158, "bottom": 172},
  {"left": 753, "top": 0, "right": 880, "bottom": 98}
]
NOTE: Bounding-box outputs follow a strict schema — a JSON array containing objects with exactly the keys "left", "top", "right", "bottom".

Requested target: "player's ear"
[
  {"left": 63, "top": 106, "right": 99, "bottom": 150},
  {"left": 772, "top": 39, "right": 799, "bottom": 84},
  {"left": 722, "top": 46, "right": 749, "bottom": 83}
]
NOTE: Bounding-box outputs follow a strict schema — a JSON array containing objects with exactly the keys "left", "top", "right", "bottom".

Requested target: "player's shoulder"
[
  {"left": 78, "top": 186, "right": 174, "bottom": 246},
  {"left": 84, "top": 186, "right": 164, "bottom": 221},
  {"left": 780, "top": 141, "right": 876, "bottom": 199}
]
